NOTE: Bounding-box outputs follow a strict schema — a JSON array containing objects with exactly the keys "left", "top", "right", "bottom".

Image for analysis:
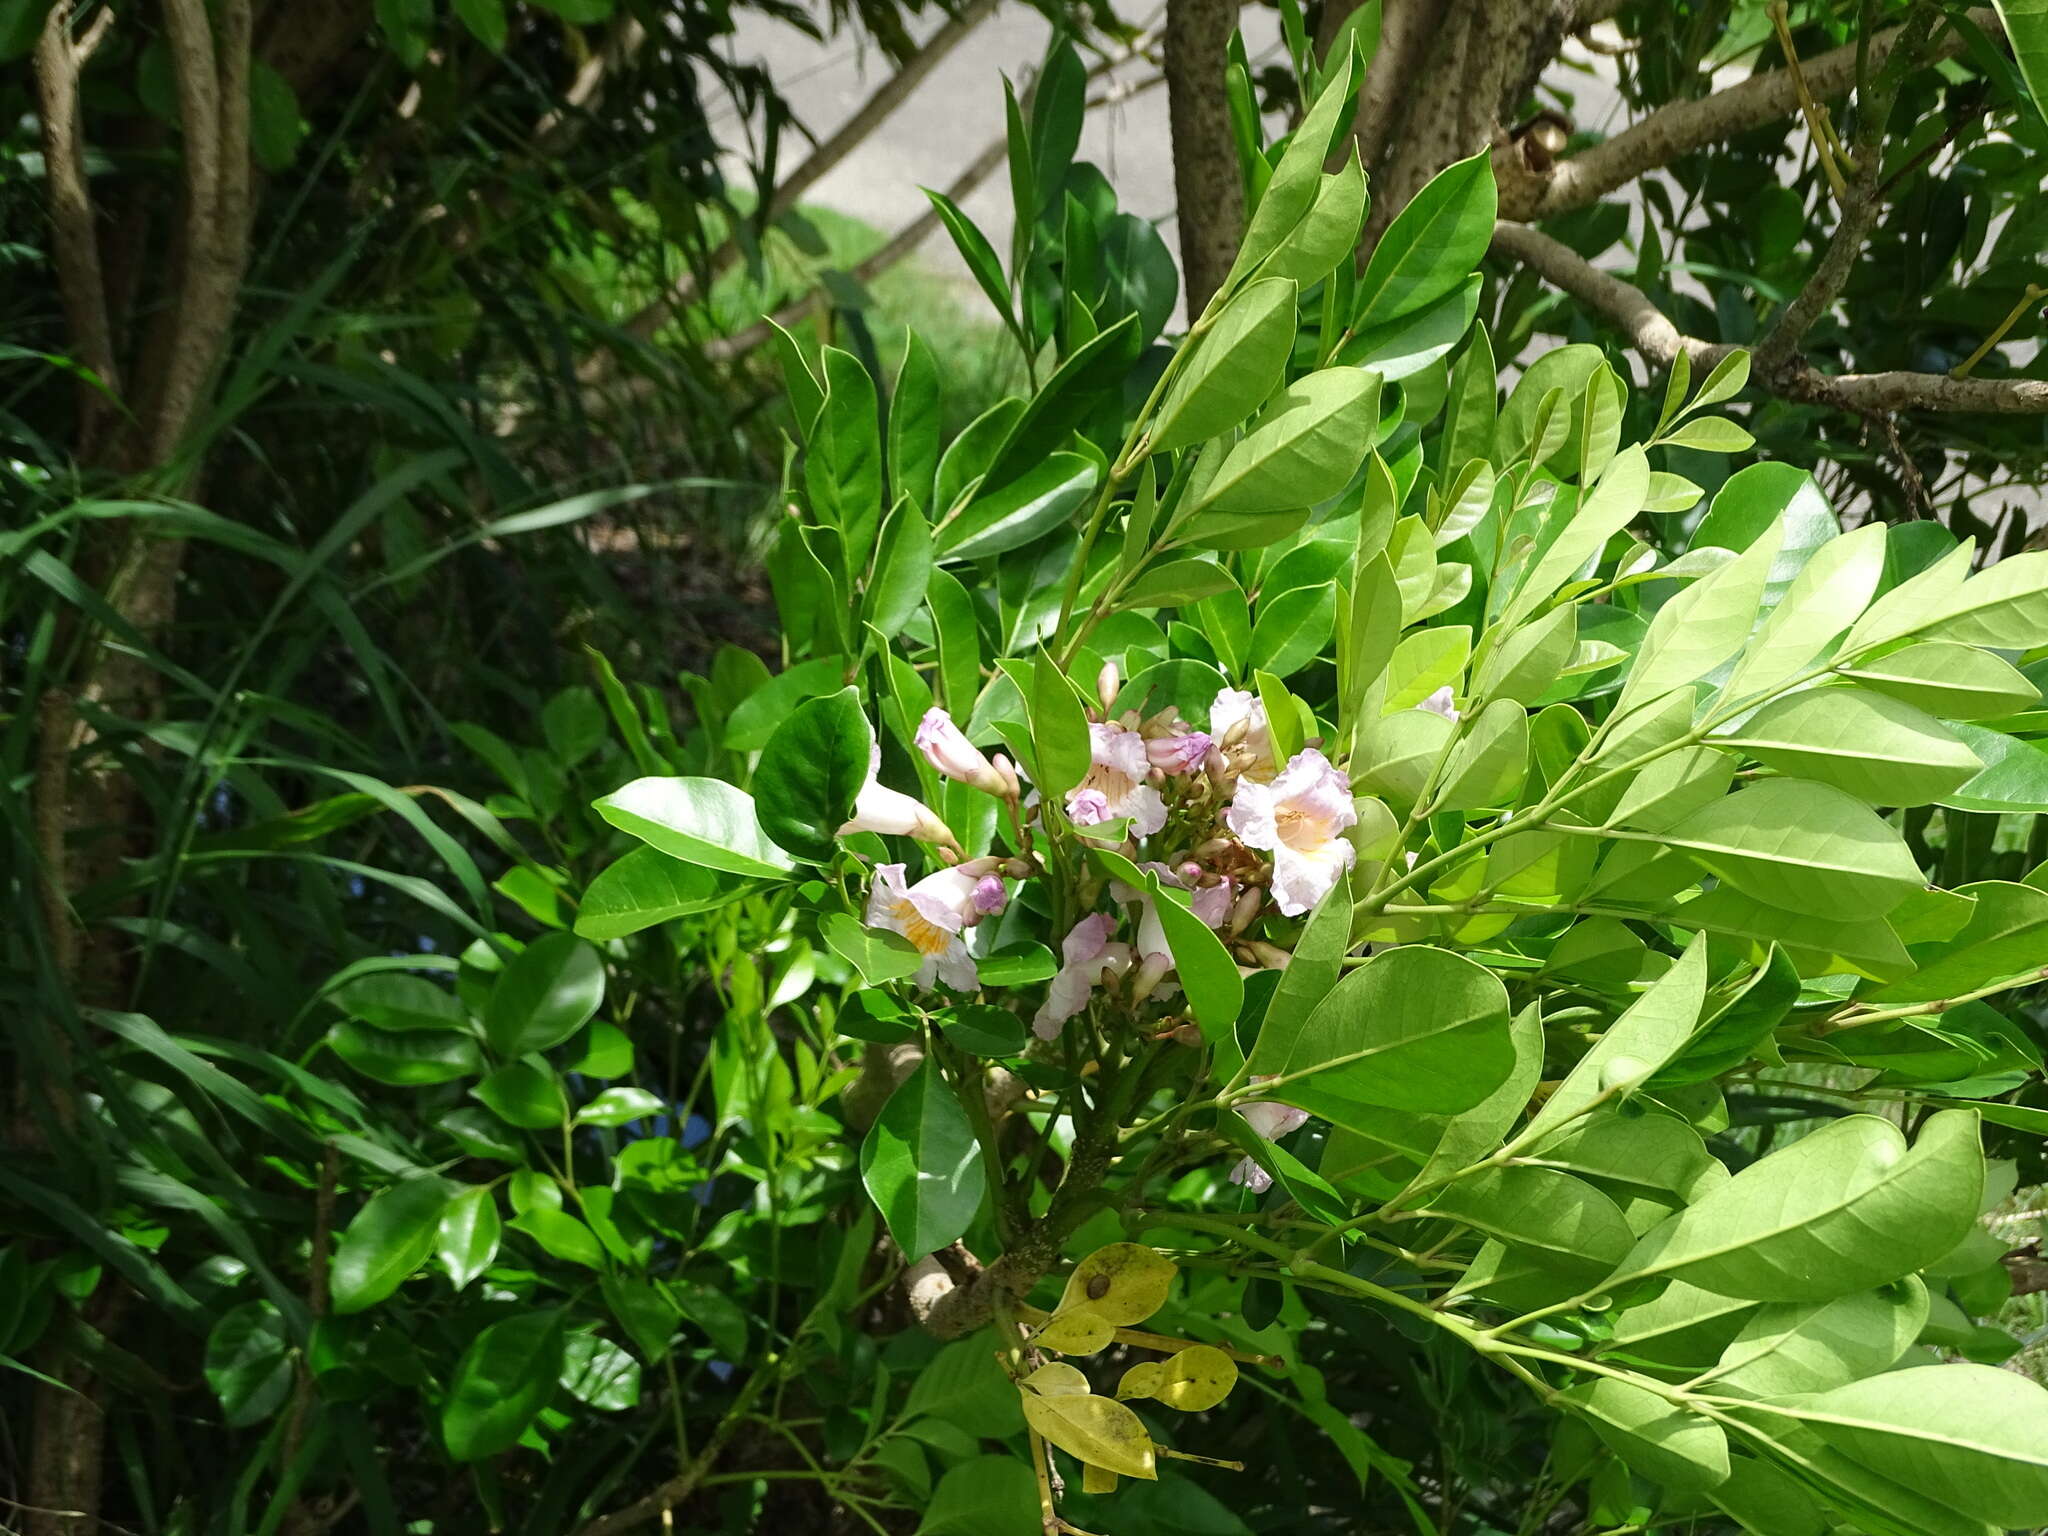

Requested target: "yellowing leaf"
[
  {"left": 1116, "top": 1361, "right": 1166, "bottom": 1400},
  {"left": 1154, "top": 1346, "right": 1238, "bottom": 1412},
  {"left": 1034, "top": 1307, "right": 1114, "bottom": 1356},
  {"left": 1081, "top": 1460, "right": 1120, "bottom": 1495},
  {"left": 1022, "top": 1361, "right": 1090, "bottom": 1396},
  {"left": 1055, "top": 1243, "right": 1176, "bottom": 1327},
  {"left": 1021, "top": 1391, "right": 1159, "bottom": 1480}
]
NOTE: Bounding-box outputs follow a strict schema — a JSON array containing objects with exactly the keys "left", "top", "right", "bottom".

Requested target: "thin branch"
[
  {"left": 33, "top": 1, "right": 121, "bottom": 427},
  {"left": 618, "top": 0, "right": 999, "bottom": 345},
  {"left": 1498, "top": 6, "right": 1996, "bottom": 220},
  {"left": 1489, "top": 221, "right": 1734, "bottom": 373},
  {"left": 1755, "top": 6, "right": 1936, "bottom": 373},
  {"left": 1491, "top": 219, "right": 2048, "bottom": 414}
]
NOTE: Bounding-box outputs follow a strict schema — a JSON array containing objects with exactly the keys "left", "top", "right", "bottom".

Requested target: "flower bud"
[
  {"left": 1130, "top": 950, "right": 1173, "bottom": 1002},
  {"left": 915, "top": 707, "right": 1010, "bottom": 796},
  {"left": 972, "top": 875, "right": 1008, "bottom": 916},
  {"left": 1097, "top": 660, "right": 1121, "bottom": 712},
  {"left": 1228, "top": 885, "right": 1262, "bottom": 936}
]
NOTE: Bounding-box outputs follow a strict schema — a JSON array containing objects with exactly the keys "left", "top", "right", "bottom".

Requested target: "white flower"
[
  {"left": 1419, "top": 686, "right": 1461, "bottom": 723},
  {"left": 1065, "top": 722, "right": 1167, "bottom": 837},
  {"left": 1211, "top": 686, "right": 1277, "bottom": 781},
  {"left": 1032, "top": 912, "right": 1133, "bottom": 1039},
  {"left": 1228, "top": 1075, "right": 1310, "bottom": 1194},
  {"left": 839, "top": 745, "right": 957, "bottom": 848},
  {"left": 915, "top": 708, "right": 1010, "bottom": 796},
  {"left": 864, "top": 863, "right": 984, "bottom": 992},
  {"left": 1225, "top": 747, "right": 1358, "bottom": 916}
]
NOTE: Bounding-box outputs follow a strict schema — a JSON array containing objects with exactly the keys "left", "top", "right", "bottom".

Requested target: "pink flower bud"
[
  {"left": 915, "top": 708, "right": 1010, "bottom": 796},
  {"left": 972, "top": 875, "right": 1007, "bottom": 916}
]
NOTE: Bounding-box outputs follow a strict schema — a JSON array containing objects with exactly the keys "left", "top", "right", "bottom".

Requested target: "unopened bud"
[
  {"left": 992, "top": 753, "right": 1022, "bottom": 800},
  {"left": 1245, "top": 941, "right": 1291, "bottom": 970},
  {"left": 1130, "top": 951, "right": 1173, "bottom": 1002},
  {"left": 1228, "top": 886, "right": 1263, "bottom": 936},
  {"left": 1097, "top": 660, "right": 1121, "bottom": 712}
]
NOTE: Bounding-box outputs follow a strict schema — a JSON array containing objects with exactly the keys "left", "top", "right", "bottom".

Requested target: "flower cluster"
[{"left": 850, "top": 679, "right": 1361, "bottom": 1018}]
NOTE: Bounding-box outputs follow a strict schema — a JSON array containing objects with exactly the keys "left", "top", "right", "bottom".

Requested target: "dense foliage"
[{"left": 7, "top": 3, "right": 2048, "bottom": 1536}]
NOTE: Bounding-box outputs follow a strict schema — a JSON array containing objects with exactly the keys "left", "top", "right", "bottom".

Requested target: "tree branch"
[
  {"left": 34, "top": 1, "right": 121, "bottom": 434},
  {"left": 1491, "top": 220, "right": 2048, "bottom": 414},
  {"left": 1754, "top": 6, "right": 1935, "bottom": 373},
  {"left": 617, "top": 0, "right": 998, "bottom": 345},
  {"left": 1498, "top": 6, "right": 1996, "bottom": 220}
]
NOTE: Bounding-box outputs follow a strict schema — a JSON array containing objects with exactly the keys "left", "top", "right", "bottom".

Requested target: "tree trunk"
[{"left": 1164, "top": 0, "right": 1245, "bottom": 316}]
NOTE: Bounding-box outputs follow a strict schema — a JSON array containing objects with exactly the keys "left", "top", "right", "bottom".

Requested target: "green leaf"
[
  {"left": 938, "top": 452, "right": 1098, "bottom": 562},
  {"left": 1030, "top": 649, "right": 1092, "bottom": 795},
  {"left": 1526, "top": 934, "right": 1709, "bottom": 1138},
  {"left": 509, "top": 1208, "right": 605, "bottom": 1269},
  {"left": 1529, "top": 1111, "right": 1723, "bottom": 1202},
  {"left": 594, "top": 777, "right": 796, "bottom": 880},
  {"left": 575, "top": 848, "right": 727, "bottom": 940},
  {"left": 1251, "top": 945, "right": 1513, "bottom": 1120},
  {"left": 1352, "top": 150, "right": 1496, "bottom": 329},
  {"left": 890, "top": 330, "right": 943, "bottom": 510},
  {"left": 1771, "top": 1363, "right": 2048, "bottom": 1529},
  {"left": 1842, "top": 641, "right": 2039, "bottom": 720},
  {"left": 601, "top": 1275, "right": 680, "bottom": 1363},
  {"left": 1615, "top": 1109, "right": 1984, "bottom": 1301},
  {"left": 328, "top": 1020, "right": 482, "bottom": 1086},
  {"left": 823, "top": 911, "right": 926, "bottom": 986},
  {"left": 1500, "top": 447, "right": 1649, "bottom": 630},
  {"left": 574, "top": 1087, "right": 665, "bottom": 1128},
  {"left": 1433, "top": 699, "right": 1528, "bottom": 812},
  {"left": 1868, "top": 880, "right": 2048, "bottom": 1004},
  {"left": 1652, "top": 945, "right": 1799, "bottom": 1086},
  {"left": 868, "top": 501, "right": 934, "bottom": 638},
  {"left": 1660, "top": 778, "right": 1927, "bottom": 920},
  {"left": 1229, "top": 49, "right": 1358, "bottom": 284},
  {"left": 923, "top": 189, "right": 1016, "bottom": 329},
  {"left": 1710, "top": 1456, "right": 1831, "bottom": 1536},
  {"left": 1618, "top": 521, "right": 1782, "bottom": 709},
  {"left": 1248, "top": 582, "right": 1338, "bottom": 678},
  {"left": 1923, "top": 550, "right": 2048, "bottom": 649},
  {"left": 1563, "top": 1377, "right": 1730, "bottom": 1493},
  {"left": 1996, "top": 0, "right": 2048, "bottom": 121},
  {"left": 905, "top": 1336, "right": 1027, "bottom": 1437},
  {"left": 860, "top": 1057, "right": 984, "bottom": 1260},
  {"left": 1721, "top": 686, "right": 1983, "bottom": 806},
  {"left": 915, "top": 1454, "right": 1041, "bottom": 1536},
  {"left": 205, "top": 1301, "right": 294, "bottom": 1427},
  {"left": 1941, "top": 725, "right": 2048, "bottom": 813},
  {"left": 938, "top": 1005, "right": 1028, "bottom": 1057},
  {"left": 1122, "top": 557, "right": 1237, "bottom": 609},
  {"left": 1661, "top": 415, "right": 1754, "bottom": 453},
  {"left": 754, "top": 687, "right": 872, "bottom": 864},
  {"left": 807, "top": 347, "right": 884, "bottom": 566},
  {"left": 330, "top": 972, "right": 465, "bottom": 1031},
  {"left": 437, "top": 1186, "right": 501, "bottom": 1291},
  {"left": 1264, "top": 150, "right": 1368, "bottom": 286},
  {"left": 482, "top": 932, "right": 604, "bottom": 1056},
  {"left": 453, "top": 0, "right": 508, "bottom": 49},
  {"left": 1153, "top": 277, "right": 1297, "bottom": 452},
  {"left": 1478, "top": 603, "right": 1576, "bottom": 706},
  {"left": 374, "top": 0, "right": 432, "bottom": 66},
  {"left": 248, "top": 62, "right": 307, "bottom": 171},
  {"left": 473, "top": 1061, "right": 568, "bottom": 1130},
  {"left": 561, "top": 1332, "right": 641, "bottom": 1411},
  {"left": 332, "top": 1176, "right": 447, "bottom": 1314},
  {"left": 1347, "top": 273, "right": 1481, "bottom": 382},
  {"left": 1198, "top": 369, "right": 1380, "bottom": 515},
  {"left": 984, "top": 317, "right": 1140, "bottom": 490},
  {"left": 1431, "top": 1166, "right": 1634, "bottom": 1285},
  {"left": 1705, "top": 1278, "right": 1928, "bottom": 1396},
  {"left": 442, "top": 1310, "right": 565, "bottom": 1461},
  {"left": 1722, "top": 522, "right": 1886, "bottom": 702}
]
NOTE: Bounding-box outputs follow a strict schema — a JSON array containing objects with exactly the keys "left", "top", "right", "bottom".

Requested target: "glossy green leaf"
[
  {"left": 860, "top": 1057, "right": 984, "bottom": 1260},
  {"left": 1248, "top": 581, "right": 1338, "bottom": 678},
  {"left": 1250, "top": 945, "right": 1513, "bottom": 1120},
  {"left": 594, "top": 777, "right": 795, "bottom": 880},
  {"left": 1265, "top": 149, "right": 1367, "bottom": 285},
  {"left": 328, "top": 1020, "right": 481, "bottom": 1086},
  {"left": 473, "top": 1060, "right": 568, "bottom": 1130},
  {"left": 482, "top": 931, "right": 605, "bottom": 1056},
  {"left": 575, "top": 848, "right": 727, "bottom": 940},
  {"left": 1152, "top": 277, "right": 1297, "bottom": 452},
  {"left": 332, "top": 1176, "right": 447, "bottom": 1314},
  {"left": 442, "top": 1310, "right": 565, "bottom": 1461},
  {"left": 509, "top": 1208, "right": 605, "bottom": 1269},
  {"left": 1352, "top": 150, "right": 1495, "bottom": 329},
  {"left": 1199, "top": 369, "right": 1380, "bottom": 515},
  {"left": 1433, "top": 698, "right": 1528, "bottom": 812},
  {"left": 437, "top": 1186, "right": 501, "bottom": 1291},
  {"left": 938, "top": 452, "right": 1097, "bottom": 562},
  {"left": 574, "top": 1087, "right": 665, "bottom": 1128},
  {"left": 754, "top": 687, "right": 872, "bottom": 864},
  {"left": 205, "top": 1301, "right": 294, "bottom": 1427}
]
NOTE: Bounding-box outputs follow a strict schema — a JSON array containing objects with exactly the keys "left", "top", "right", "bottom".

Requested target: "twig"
[
  {"left": 1491, "top": 220, "right": 2048, "bottom": 414},
  {"left": 1767, "top": 1, "right": 1851, "bottom": 198},
  {"left": 33, "top": 2, "right": 121, "bottom": 436},
  {"left": 1498, "top": 7, "right": 1997, "bottom": 220}
]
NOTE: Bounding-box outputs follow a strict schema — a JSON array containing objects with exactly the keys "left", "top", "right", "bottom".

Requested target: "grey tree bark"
[{"left": 1163, "top": 0, "right": 1245, "bottom": 315}]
